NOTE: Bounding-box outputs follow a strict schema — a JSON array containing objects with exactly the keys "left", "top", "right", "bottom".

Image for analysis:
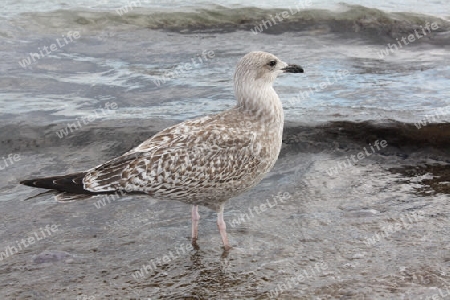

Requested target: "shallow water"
[
  {"left": 0, "top": 120, "right": 449, "bottom": 299},
  {"left": 1, "top": 1, "right": 450, "bottom": 299}
]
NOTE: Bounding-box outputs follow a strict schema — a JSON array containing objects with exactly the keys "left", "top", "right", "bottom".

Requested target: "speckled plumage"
[
  {"left": 21, "top": 51, "right": 304, "bottom": 250},
  {"left": 83, "top": 108, "right": 281, "bottom": 210}
]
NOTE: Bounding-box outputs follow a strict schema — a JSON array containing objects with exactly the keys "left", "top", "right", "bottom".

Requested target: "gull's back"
[{"left": 82, "top": 105, "right": 280, "bottom": 210}]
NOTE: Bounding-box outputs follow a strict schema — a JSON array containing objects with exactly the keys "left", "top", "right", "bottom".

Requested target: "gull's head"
[{"left": 234, "top": 51, "right": 304, "bottom": 87}]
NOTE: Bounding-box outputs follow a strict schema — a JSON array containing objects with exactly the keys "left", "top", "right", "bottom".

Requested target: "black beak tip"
[{"left": 283, "top": 64, "right": 304, "bottom": 73}]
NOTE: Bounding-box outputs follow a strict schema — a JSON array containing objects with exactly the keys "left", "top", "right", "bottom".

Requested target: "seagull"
[{"left": 20, "top": 51, "right": 304, "bottom": 251}]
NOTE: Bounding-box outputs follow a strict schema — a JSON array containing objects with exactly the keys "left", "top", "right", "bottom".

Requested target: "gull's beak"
[{"left": 282, "top": 64, "right": 304, "bottom": 73}]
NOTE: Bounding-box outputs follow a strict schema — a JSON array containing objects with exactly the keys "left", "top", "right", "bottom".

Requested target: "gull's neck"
[{"left": 234, "top": 79, "right": 284, "bottom": 125}]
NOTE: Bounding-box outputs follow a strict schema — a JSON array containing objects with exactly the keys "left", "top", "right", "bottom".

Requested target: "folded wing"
[{"left": 82, "top": 114, "right": 263, "bottom": 202}]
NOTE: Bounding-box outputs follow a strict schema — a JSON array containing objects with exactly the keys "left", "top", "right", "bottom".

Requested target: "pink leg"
[
  {"left": 217, "top": 204, "right": 231, "bottom": 251},
  {"left": 191, "top": 205, "right": 200, "bottom": 248}
]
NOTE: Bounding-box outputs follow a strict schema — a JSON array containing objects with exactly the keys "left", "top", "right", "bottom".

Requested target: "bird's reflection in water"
[{"left": 187, "top": 249, "right": 256, "bottom": 299}]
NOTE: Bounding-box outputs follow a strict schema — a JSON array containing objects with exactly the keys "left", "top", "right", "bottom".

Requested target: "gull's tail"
[{"left": 20, "top": 172, "right": 94, "bottom": 194}]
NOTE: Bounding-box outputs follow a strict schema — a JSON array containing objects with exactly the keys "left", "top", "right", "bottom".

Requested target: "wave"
[
  {"left": 2, "top": 120, "right": 448, "bottom": 196},
  {"left": 284, "top": 120, "right": 450, "bottom": 151},
  {"left": 1, "top": 120, "right": 449, "bottom": 158},
  {"left": 8, "top": 4, "right": 450, "bottom": 42}
]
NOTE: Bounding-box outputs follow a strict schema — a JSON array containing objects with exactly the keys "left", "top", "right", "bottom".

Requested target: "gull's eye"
[{"left": 268, "top": 60, "right": 277, "bottom": 67}]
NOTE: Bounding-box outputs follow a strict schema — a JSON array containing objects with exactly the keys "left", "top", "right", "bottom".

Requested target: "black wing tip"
[
  {"left": 20, "top": 179, "right": 37, "bottom": 186},
  {"left": 19, "top": 172, "right": 91, "bottom": 194}
]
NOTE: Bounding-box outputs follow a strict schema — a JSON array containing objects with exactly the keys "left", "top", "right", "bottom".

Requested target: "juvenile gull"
[{"left": 20, "top": 51, "right": 304, "bottom": 250}]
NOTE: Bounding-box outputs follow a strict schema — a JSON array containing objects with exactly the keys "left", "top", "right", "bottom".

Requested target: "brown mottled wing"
[{"left": 82, "top": 115, "right": 263, "bottom": 201}]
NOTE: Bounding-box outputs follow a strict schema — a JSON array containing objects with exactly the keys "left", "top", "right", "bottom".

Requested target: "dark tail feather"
[{"left": 20, "top": 172, "right": 95, "bottom": 194}]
